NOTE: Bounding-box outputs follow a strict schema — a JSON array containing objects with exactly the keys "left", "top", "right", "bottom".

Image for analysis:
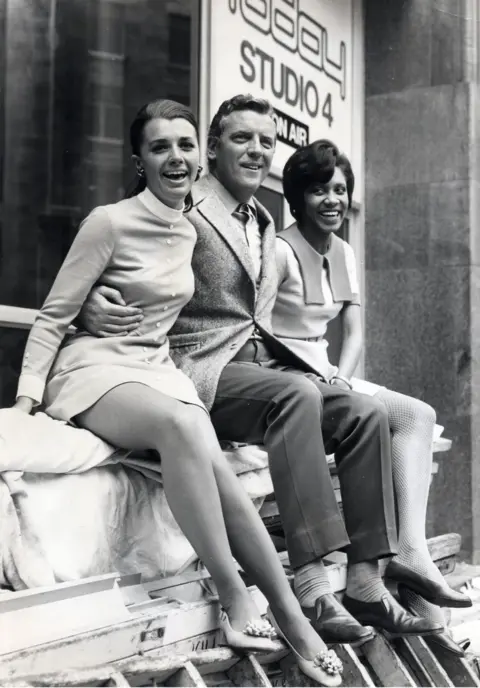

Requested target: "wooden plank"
[
  {"left": 433, "top": 437, "right": 452, "bottom": 453},
  {"left": 146, "top": 631, "right": 221, "bottom": 658},
  {"left": 108, "top": 655, "right": 192, "bottom": 687},
  {"left": 0, "top": 572, "right": 121, "bottom": 613},
  {"left": 226, "top": 654, "right": 272, "bottom": 687},
  {"left": 0, "top": 613, "right": 154, "bottom": 682},
  {"left": 117, "top": 652, "right": 235, "bottom": 682},
  {"left": 399, "top": 637, "right": 454, "bottom": 687},
  {"left": 393, "top": 637, "right": 437, "bottom": 686},
  {"left": 335, "top": 644, "right": 375, "bottom": 687},
  {"left": 360, "top": 635, "right": 416, "bottom": 687},
  {"left": 165, "top": 661, "right": 207, "bottom": 687},
  {"left": 0, "top": 574, "right": 130, "bottom": 656},
  {"left": 428, "top": 534, "right": 462, "bottom": 562},
  {"left": 273, "top": 653, "right": 318, "bottom": 687},
  {"left": 14, "top": 665, "right": 126, "bottom": 687},
  {"left": 424, "top": 636, "right": 480, "bottom": 687},
  {"left": 129, "top": 597, "right": 182, "bottom": 616}
]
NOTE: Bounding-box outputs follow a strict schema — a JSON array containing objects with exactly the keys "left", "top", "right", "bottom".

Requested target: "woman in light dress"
[{"left": 10, "top": 100, "right": 343, "bottom": 686}]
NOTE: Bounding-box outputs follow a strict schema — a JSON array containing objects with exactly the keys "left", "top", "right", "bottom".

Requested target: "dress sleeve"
[
  {"left": 17, "top": 208, "right": 115, "bottom": 405},
  {"left": 344, "top": 242, "right": 361, "bottom": 306}
]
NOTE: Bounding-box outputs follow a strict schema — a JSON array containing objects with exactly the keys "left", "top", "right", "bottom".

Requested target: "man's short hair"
[{"left": 207, "top": 94, "right": 275, "bottom": 171}]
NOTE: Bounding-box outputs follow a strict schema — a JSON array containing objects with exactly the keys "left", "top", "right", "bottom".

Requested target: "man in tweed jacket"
[{"left": 80, "top": 95, "right": 435, "bottom": 641}]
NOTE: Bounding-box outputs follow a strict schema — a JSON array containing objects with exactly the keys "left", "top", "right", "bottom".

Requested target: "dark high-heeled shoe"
[
  {"left": 397, "top": 584, "right": 467, "bottom": 658},
  {"left": 342, "top": 593, "right": 443, "bottom": 637},
  {"left": 386, "top": 561, "right": 472, "bottom": 608}
]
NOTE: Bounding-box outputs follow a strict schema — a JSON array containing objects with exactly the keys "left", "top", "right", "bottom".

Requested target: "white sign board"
[{"left": 208, "top": 0, "right": 355, "bottom": 177}]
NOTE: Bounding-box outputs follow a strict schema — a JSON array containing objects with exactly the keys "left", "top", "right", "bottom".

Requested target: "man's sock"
[
  {"left": 346, "top": 560, "right": 388, "bottom": 603},
  {"left": 294, "top": 559, "right": 333, "bottom": 607}
]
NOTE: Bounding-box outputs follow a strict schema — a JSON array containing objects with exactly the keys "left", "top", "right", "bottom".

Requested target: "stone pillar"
[{"left": 364, "top": 0, "right": 480, "bottom": 560}]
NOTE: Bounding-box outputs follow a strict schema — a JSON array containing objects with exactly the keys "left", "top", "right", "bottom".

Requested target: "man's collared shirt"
[{"left": 207, "top": 174, "right": 263, "bottom": 284}]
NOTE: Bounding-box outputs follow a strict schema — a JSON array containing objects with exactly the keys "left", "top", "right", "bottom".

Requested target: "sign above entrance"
[
  {"left": 273, "top": 108, "right": 309, "bottom": 149},
  {"left": 207, "top": 0, "right": 354, "bottom": 176}
]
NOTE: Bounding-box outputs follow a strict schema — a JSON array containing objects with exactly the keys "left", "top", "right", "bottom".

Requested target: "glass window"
[{"left": 0, "top": 0, "right": 198, "bottom": 310}]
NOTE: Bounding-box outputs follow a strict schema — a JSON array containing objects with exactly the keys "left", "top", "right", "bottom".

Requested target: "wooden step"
[{"left": 1, "top": 534, "right": 472, "bottom": 687}]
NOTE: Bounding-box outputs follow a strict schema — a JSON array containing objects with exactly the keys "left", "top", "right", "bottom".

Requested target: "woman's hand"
[{"left": 13, "top": 396, "right": 34, "bottom": 414}]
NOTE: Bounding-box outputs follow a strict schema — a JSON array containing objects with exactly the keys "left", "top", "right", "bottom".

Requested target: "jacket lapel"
[
  {"left": 254, "top": 198, "right": 277, "bottom": 295},
  {"left": 193, "top": 180, "right": 256, "bottom": 286}
]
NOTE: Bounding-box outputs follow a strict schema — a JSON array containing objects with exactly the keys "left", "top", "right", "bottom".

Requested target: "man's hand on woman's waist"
[{"left": 78, "top": 285, "right": 144, "bottom": 337}]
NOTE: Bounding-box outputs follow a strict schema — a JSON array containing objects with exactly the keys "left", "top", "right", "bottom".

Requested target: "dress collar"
[
  {"left": 278, "top": 224, "right": 353, "bottom": 305},
  {"left": 137, "top": 187, "right": 184, "bottom": 224}
]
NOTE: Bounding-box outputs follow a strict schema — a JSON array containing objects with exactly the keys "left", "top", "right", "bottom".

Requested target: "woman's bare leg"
[{"left": 77, "top": 382, "right": 256, "bottom": 629}]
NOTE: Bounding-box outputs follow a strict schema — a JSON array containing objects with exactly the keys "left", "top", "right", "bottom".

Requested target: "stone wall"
[{"left": 364, "top": 0, "right": 480, "bottom": 560}]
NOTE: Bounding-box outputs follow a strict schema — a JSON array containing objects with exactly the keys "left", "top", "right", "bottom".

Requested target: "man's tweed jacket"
[{"left": 168, "top": 175, "right": 317, "bottom": 410}]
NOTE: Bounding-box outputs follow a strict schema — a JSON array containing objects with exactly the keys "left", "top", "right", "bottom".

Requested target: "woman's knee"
[
  {"left": 377, "top": 390, "right": 436, "bottom": 429},
  {"left": 148, "top": 403, "right": 211, "bottom": 448},
  {"left": 409, "top": 397, "right": 436, "bottom": 426}
]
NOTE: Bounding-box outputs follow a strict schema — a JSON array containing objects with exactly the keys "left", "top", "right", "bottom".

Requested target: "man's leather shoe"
[
  {"left": 342, "top": 593, "right": 443, "bottom": 637},
  {"left": 302, "top": 594, "right": 375, "bottom": 646},
  {"left": 386, "top": 561, "right": 472, "bottom": 608}
]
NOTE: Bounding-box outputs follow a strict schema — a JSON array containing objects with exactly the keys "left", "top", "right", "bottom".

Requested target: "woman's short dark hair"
[
  {"left": 283, "top": 139, "right": 355, "bottom": 222},
  {"left": 126, "top": 98, "right": 199, "bottom": 211},
  {"left": 207, "top": 94, "right": 275, "bottom": 171}
]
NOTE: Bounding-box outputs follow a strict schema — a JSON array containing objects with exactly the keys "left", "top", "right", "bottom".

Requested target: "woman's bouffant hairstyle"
[
  {"left": 125, "top": 99, "right": 199, "bottom": 211},
  {"left": 283, "top": 139, "right": 355, "bottom": 222},
  {"left": 207, "top": 94, "right": 275, "bottom": 171}
]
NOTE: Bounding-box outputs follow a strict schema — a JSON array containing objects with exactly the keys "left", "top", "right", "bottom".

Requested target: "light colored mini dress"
[
  {"left": 17, "top": 188, "right": 205, "bottom": 422},
  {"left": 272, "top": 224, "right": 383, "bottom": 396}
]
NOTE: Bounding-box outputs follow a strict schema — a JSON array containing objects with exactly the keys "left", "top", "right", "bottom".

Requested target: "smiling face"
[
  {"left": 208, "top": 109, "right": 276, "bottom": 202},
  {"left": 303, "top": 166, "right": 349, "bottom": 234},
  {"left": 134, "top": 116, "right": 200, "bottom": 209}
]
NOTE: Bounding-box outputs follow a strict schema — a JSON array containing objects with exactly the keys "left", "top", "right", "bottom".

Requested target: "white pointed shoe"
[
  {"left": 218, "top": 608, "right": 281, "bottom": 653},
  {"left": 267, "top": 607, "right": 343, "bottom": 687}
]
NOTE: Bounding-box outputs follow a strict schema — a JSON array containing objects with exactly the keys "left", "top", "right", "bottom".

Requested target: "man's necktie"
[{"left": 232, "top": 203, "right": 256, "bottom": 226}]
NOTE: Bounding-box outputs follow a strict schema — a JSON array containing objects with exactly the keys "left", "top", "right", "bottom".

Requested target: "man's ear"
[{"left": 206, "top": 138, "right": 217, "bottom": 164}]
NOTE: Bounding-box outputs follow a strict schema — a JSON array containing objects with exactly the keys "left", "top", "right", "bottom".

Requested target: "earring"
[
  {"left": 137, "top": 167, "right": 145, "bottom": 177},
  {"left": 195, "top": 165, "right": 203, "bottom": 182}
]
